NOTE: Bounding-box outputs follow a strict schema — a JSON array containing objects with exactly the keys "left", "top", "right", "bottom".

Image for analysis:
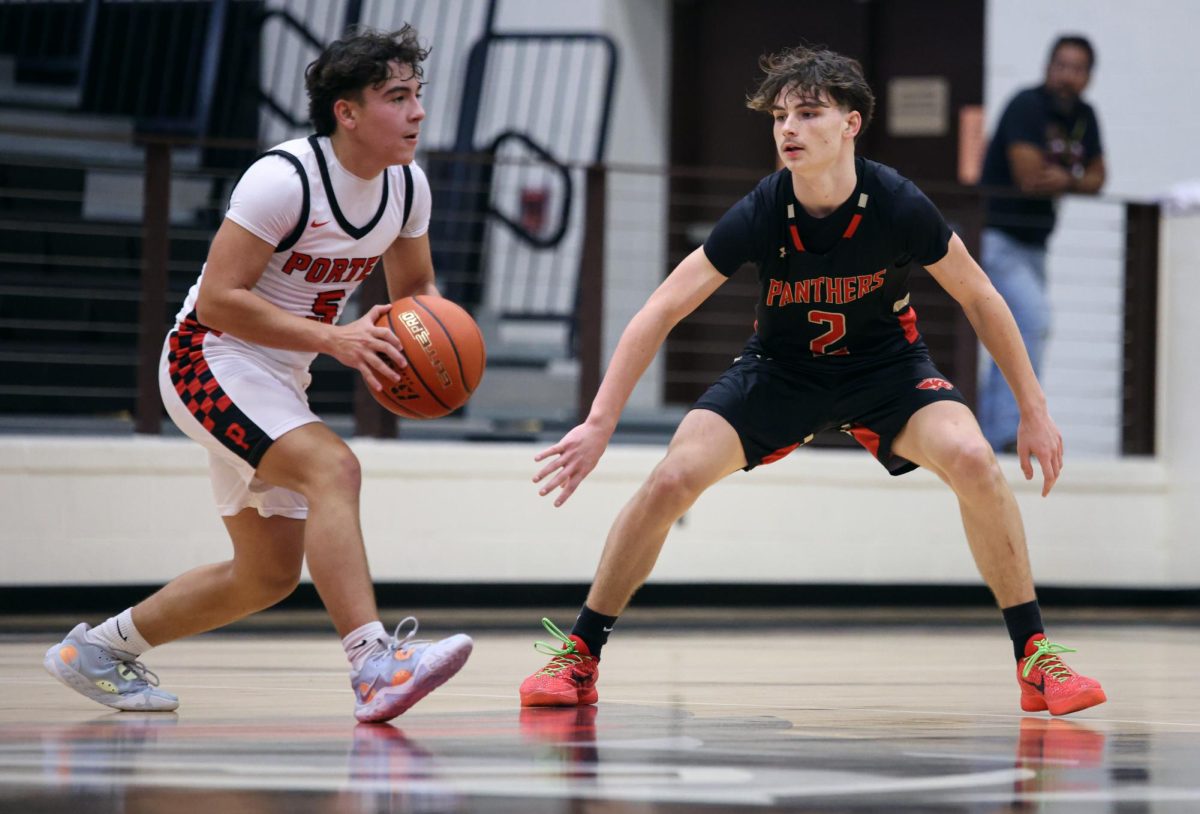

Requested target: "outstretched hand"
[
  {"left": 533, "top": 421, "right": 612, "bottom": 507},
  {"left": 1017, "top": 410, "right": 1064, "bottom": 497},
  {"left": 328, "top": 303, "right": 408, "bottom": 392}
]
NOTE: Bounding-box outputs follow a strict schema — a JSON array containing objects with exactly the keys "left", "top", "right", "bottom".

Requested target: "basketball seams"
[
  {"left": 368, "top": 296, "right": 485, "bottom": 418},
  {"left": 371, "top": 310, "right": 430, "bottom": 418},
  {"left": 380, "top": 395, "right": 425, "bottom": 419},
  {"left": 387, "top": 306, "right": 454, "bottom": 414},
  {"left": 381, "top": 307, "right": 429, "bottom": 420},
  {"left": 374, "top": 379, "right": 427, "bottom": 419},
  {"left": 413, "top": 295, "right": 473, "bottom": 394},
  {"left": 381, "top": 309, "right": 439, "bottom": 418}
]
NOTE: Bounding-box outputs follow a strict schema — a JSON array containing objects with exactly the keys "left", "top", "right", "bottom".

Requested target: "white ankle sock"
[
  {"left": 86, "top": 608, "right": 152, "bottom": 657},
  {"left": 343, "top": 620, "right": 387, "bottom": 672}
]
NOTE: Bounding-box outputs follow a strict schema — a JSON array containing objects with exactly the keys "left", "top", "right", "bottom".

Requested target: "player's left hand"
[
  {"left": 1017, "top": 410, "right": 1064, "bottom": 497},
  {"left": 532, "top": 419, "right": 612, "bottom": 507}
]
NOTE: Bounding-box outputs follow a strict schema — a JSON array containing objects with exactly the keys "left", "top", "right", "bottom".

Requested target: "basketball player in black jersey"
[{"left": 519, "top": 45, "right": 1105, "bottom": 716}]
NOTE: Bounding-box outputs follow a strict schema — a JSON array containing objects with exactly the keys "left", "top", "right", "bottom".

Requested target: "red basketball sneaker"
[
  {"left": 519, "top": 618, "right": 599, "bottom": 707},
  {"left": 1017, "top": 634, "right": 1107, "bottom": 716}
]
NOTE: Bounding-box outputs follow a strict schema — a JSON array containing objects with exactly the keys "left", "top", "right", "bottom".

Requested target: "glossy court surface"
[{"left": 1, "top": 619, "right": 1197, "bottom": 812}]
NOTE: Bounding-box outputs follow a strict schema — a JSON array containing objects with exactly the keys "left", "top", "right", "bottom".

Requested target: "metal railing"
[
  {"left": 0, "top": 3, "right": 1158, "bottom": 456},
  {"left": 0, "top": 133, "right": 1162, "bottom": 458}
]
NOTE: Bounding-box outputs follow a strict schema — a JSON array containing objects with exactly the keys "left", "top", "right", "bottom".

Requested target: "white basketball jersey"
[{"left": 173, "top": 135, "right": 431, "bottom": 370}]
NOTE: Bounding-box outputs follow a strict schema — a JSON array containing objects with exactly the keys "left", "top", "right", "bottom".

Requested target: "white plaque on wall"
[{"left": 887, "top": 76, "right": 949, "bottom": 137}]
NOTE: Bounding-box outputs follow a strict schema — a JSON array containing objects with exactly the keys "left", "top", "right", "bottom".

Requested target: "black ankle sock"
[
  {"left": 1002, "top": 600, "right": 1044, "bottom": 662},
  {"left": 570, "top": 604, "right": 618, "bottom": 659}
]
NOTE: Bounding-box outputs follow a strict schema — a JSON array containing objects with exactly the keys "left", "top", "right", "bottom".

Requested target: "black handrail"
[
  {"left": 457, "top": 31, "right": 619, "bottom": 164},
  {"left": 485, "top": 131, "right": 573, "bottom": 250},
  {"left": 134, "top": 0, "right": 229, "bottom": 138},
  {"left": 75, "top": 0, "right": 100, "bottom": 100},
  {"left": 433, "top": 26, "right": 619, "bottom": 324},
  {"left": 253, "top": 2, "right": 370, "bottom": 135},
  {"left": 451, "top": 0, "right": 501, "bottom": 153},
  {"left": 254, "top": 7, "right": 326, "bottom": 131}
]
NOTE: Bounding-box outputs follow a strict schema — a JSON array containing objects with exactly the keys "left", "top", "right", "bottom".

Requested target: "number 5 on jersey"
[{"left": 310, "top": 289, "right": 346, "bottom": 324}]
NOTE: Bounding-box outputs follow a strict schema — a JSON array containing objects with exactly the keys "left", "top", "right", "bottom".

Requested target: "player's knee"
[
  {"left": 329, "top": 448, "right": 362, "bottom": 493},
  {"left": 645, "top": 463, "right": 704, "bottom": 509},
  {"left": 246, "top": 565, "right": 301, "bottom": 606},
  {"left": 297, "top": 445, "right": 362, "bottom": 497},
  {"left": 941, "top": 437, "right": 1001, "bottom": 492}
]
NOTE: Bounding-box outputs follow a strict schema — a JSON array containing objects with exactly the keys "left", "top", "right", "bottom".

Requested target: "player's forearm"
[
  {"left": 197, "top": 288, "right": 335, "bottom": 354},
  {"left": 965, "top": 297, "right": 1048, "bottom": 414},
  {"left": 585, "top": 305, "right": 674, "bottom": 432},
  {"left": 385, "top": 270, "right": 438, "bottom": 300}
]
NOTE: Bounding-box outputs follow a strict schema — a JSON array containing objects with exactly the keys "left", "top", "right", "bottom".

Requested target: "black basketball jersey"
[{"left": 703, "top": 157, "right": 952, "bottom": 366}]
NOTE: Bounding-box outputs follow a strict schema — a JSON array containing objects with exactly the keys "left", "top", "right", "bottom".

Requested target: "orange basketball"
[{"left": 370, "top": 295, "right": 486, "bottom": 419}]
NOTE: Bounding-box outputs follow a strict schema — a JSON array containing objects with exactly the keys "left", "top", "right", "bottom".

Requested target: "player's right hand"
[
  {"left": 533, "top": 420, "right": 612, "bottom": 507},
  {"left": 328, "top": 303, "right": 408, "bottom": 393}
]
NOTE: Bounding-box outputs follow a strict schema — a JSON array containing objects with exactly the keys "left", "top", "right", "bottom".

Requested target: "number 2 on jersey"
[
  {"left": 808, "top": 310, "right": 847, "bottom": 355},
  {"left": 310, "top": 289, "right": 346, "bottom": 324}
]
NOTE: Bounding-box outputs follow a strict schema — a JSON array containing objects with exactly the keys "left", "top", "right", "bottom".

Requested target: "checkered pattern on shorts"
[{"left": 166, "top": 311, "right": 272, "bottom": 467}]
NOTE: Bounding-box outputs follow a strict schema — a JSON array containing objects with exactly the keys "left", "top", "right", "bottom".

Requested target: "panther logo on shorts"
[{"left": 916, "top": 377, "right": 954, "bottom": 391}]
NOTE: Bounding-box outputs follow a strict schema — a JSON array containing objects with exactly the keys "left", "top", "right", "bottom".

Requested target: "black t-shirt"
[
  {"left": 980, "top": 85, "right": 1103, "bottom": 246},
  {"left": 703, "top": 157, "right": 952, "bottom": 367}
]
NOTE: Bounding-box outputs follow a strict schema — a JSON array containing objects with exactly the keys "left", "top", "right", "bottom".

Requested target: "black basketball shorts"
[{"left": 692, "top": 350, "right": 968, "bottom": 475}]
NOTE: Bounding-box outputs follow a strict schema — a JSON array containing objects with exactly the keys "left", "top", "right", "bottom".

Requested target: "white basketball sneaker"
[
  {"left": 351, "top": 617, "right": 473, "bottom": 723},
  {"left": 44, "top": 623, "right": 178, "bottom": 712}
]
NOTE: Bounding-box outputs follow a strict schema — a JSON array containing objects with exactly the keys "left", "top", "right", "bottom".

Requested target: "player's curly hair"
[
  {"left": 306, "top": 25, "right": 430, "bottom": 136},
  {"left": 746, "top": 45, "right": 875, "bottom": 141}
]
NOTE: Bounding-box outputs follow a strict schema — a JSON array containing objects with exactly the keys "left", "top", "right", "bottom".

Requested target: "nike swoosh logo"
[
  {"left": 350, "top": 639, "right": 369, "bottom": 650},
  {"left": 115, "top": 619, "right": 129, "bottom": 641},
  {"left": 310, "top": 219, "right": 330, "bottom": 228},
  {"left": 601, "top": 626, "right": 614, "bottom": 633},
  {"left": 1022, "top": 676, "right": 1045, "bottom": 693}
]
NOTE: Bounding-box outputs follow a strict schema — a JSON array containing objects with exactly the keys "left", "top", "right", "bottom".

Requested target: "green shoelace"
[
  {"left": 1021, "top": 638, "right": 1077, "bottom": 684},
  {"left": 532, "top": 617, "right": 589, "bottom": 677}
]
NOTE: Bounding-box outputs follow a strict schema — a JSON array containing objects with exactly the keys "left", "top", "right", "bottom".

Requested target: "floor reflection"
[
  {"left": 1, "top": 704, "right": 1195, "bottom": 812},
  {"left": 1013, "top": 716, "right": 1109, "bottom": 807},
  {"left": 519, "top": 704, "right": 600, "bottom": 773},
  {"left": 342, "top": 722, "right": 462, "bottom": 813}
]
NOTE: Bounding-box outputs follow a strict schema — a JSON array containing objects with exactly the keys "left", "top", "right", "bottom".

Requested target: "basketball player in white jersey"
[{"left": 44, "top": 26, "right": 473, "bottom": 723}]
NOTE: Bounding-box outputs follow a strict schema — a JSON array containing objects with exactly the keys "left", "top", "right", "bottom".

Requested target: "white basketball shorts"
[{"left": 158, "top": 315, "right": 320, "bottom": 519}]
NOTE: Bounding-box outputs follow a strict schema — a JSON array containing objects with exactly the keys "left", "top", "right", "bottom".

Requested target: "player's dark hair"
[
  {"left": 1049, "top": 35, "right": 1095, "bottom": 71},
  {"left": 306, "top": 25, "right": 430, "bottom": 136},
  {"left": 746, "top": 44, "right": 875, "bottom": 141}
]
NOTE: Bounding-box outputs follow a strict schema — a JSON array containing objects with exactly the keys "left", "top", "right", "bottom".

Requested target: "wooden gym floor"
[{"left": 0, "top": 613, "right": 1198, "bottom": 812}]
